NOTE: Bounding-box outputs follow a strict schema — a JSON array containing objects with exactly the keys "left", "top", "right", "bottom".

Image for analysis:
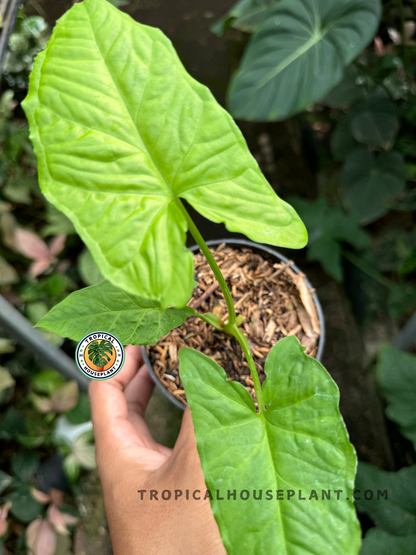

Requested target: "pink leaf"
[
  {"left": 26, "top": 519, "right": 57, "bottom": 555},
  {"left": 14, "top": 229, "right": 49, "bottom": 261},
  {"left": 60, "top": 512, "right": 79, "bottom": 526},
  {"left": 47, "top": 504, "right": 68, "bottom": 535},
  {"left": 30, "top": 488, "right": 51, "bottom": 504},
  {"left": 374, "top": 37, "right": 385, "bottom": 56},
  {"left": 49, "top": 489, "right": 64, "bottom": 507},
  {"left": 31, "top": 394, "right": 54, "bottom": 414},
  {"left": 0, "top": 501, "right": 12, "bottom": 537},
  {"left": 29, "top": 259, "right": 53, "bottom": 279},
  {"left": 51, "top": 381, "right": 79, "bottom": 413},
  {"left": 49, "top": 235, "right": 67, "bottom": 258}
]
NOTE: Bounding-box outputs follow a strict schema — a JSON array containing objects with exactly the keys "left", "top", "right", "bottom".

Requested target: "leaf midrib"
[{"left": 83, "top": 4, "right": 174, "bottom": 201}]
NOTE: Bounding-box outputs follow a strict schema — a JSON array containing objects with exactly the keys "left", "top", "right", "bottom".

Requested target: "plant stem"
[
  {"left": 225, "top": 322, "right": 266, "bottom": 414},
  {"left": 176, "top": 199, "right": 265, "bottom": 413},
  {"left": 175, "top": 200, "right": 236, "bottom": 326},
  {"left": 342, "top": 250, "right": 394, "bottom": 290}
]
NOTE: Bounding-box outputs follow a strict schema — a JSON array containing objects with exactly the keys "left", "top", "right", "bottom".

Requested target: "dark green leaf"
[
  {"left": 360, "top": 529, "right": 416, "bottom": 555},
  {"left": 37, "top": 280, "right": 195, "bottom": 345},
  {"left": 377, "top": 346, "right": 416, "bottom": 449},
  {"left": 288, "top": 196, "right": 369, "bottom": 281},
  {"left": 6, "top": 485, "right": 44, "bottom": 523},
  {"left": 322, "top": 64, "right": 366, "bottom": 108},
  {"left": 228, "top": 0, "right": 381, "bottom": 121},
  {"left": 331, "top": 116, "right": 360, "bottom": 162},
  {"left": 383, "top": 189, "right": 416, "bottom": 212},
  {"left": 341, "top": 149, "right": 406, "bottom": 224},
  {"left": 0, "top": 470, "right": 12, "bottom": 495},
  {"left": 349, "top": 93, "right": 398, "bottom": 145},
  {"left": 65, "top": 393, "right": 91, "bottom": 425},
  {"left": 355, "top": 463, "right": 416, "bottom": 536},
  {"left": 211, "top": 0, "right": 272, "bottom": 35},
  {"left": 387, "top": 283, "right": 416, "bottom": 320},
  {"left": 179, "top": 337, "right": 360, "bottom": 554},
  {"left": 11, "top": 451, "right": 40, "bottom": 482},
  {"left": 0, "top": 407, "right": 26, "bottom": 441}
]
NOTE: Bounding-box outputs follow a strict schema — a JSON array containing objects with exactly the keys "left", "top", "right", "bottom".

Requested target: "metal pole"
[{"left": 0, "top": 294, "right": 89, "bottom": 390}]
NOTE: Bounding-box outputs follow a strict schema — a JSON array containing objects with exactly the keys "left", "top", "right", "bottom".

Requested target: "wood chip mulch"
[{"left": 147, "top": 244, "right": 321, "bottom": 407}]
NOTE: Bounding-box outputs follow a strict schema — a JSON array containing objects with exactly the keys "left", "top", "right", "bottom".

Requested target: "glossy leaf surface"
[
  {"left": 23, "top": 0, "right": 306, "bottom": 307},
  {"left": 341, "top": 149, "right": 406, "bottom": 224},
  {"left": 36, "top": 280, "right": 194, "bottom": 344},
  {"left": 179, "top": 336, "right": 360, "bottom": 554},
  {"left": 228, "top": 0, "right": 381, "bottom": 121}
]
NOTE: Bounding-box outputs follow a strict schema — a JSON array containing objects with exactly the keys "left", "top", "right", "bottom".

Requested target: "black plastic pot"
[{"left": 142, "top": 238, "right": 326, "bottom": 411}]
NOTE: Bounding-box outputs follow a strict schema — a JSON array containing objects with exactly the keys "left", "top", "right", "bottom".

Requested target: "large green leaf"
[
  {"left": 377, "top": 346, "right": 416, "bottom": 449},
  {"left": 179, "top": 336, "right": 360, "bottom": 554},
  {"left": 288, "top": 196, "right": 369, "bottom": 281},
  {"left": 355, "top": 463, "right": 416, "bottom": 536},
  {"left": 23, "top": 0, "right": 306, "bottom": 308},
  {"left": 227, "top": 0, "right": 381, "bottom": 121},
  {"left": 340, "top": 149, "right": 406, "bottom": 224},
  {"left": 331, "top": 116, "right": 360, "bottom": 161},
  {"left": 212, "top": 0, "right": 274, "bottom": 36},
  {"left": 348, "top": 93, "right": 398, "bottom": 146},
  {"left": 360, "top": 529, "right": 416, "bottom": 555},
  {"left": 36, "top": 280, "right": 194, "bottom": 344}
]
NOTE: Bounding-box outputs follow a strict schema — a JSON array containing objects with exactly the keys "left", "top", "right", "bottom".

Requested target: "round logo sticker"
[{"left": 75, "top": 332, "right": 125, "bottom": 380}]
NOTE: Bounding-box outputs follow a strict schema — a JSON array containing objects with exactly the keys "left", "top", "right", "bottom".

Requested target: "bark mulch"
[{"left": 147, "top": 244, "right": 321, "bottom": 407}]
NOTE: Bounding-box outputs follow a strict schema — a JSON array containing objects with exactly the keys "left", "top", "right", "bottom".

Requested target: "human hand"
[{"left": 89, "top": 345, "right": 226, "bottom": 555}]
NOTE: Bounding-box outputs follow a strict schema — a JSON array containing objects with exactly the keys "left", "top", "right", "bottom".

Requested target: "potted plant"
[
  {"left": 24, "top": 0, "right": 361, "bottom": 552},
  {"left": 143, "top": 238, "right": 326, "bottom": 410}
]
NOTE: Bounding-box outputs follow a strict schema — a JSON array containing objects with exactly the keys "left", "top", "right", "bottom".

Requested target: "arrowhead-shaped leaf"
[
  {"left": 355, "top": 463, "right": 416, "bottom": 536},
  {"left": 228, "top": 0, "right": 381, "bottom": 121},
  {"left": 377, "top": 346, "right": 416, "bottom": 450},
  {"left": 349, "top": 93, "right": 398, "bottom": 146},
  {"left": 288, "top": 196, "right": 369, "bottom": 281},
  {"left": 340, "top": 149, "right": 406, "bottom": 224},
  {"left": 36, "top": 280, "right": 194, "bottom": 345},
  {"left": 23, "top": 0, "right": 306, "bottom": 308},
  {"left": 179, "top": 336, "right": 360, "bottom": 554}
]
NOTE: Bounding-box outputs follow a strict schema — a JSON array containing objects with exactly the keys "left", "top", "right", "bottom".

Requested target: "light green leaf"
[
  {"left": 0, "top": 367, "right": 15, "bottom": 394},
  {"left": 348, "top": 93, "right": 398, "bottom": 145},
  {"left": 288, "top": 196, "right": 369, "bottom": 281},
  {"left": 77, "top": 249, "right": 104, "bottom": 287},
  {"left": 360, "top": 529, "right": 416, "bottom": 555},
  {"left": 341, "top": 149, "right": 406, "bottom": 224},
  {"left": 63, "top": 454, "right": 80, "bottom": 483},
  {"left": 37, "top": 280, "right": 194, "bottom": 344},
  {"left": 32, "top": 368, "right": 66, "bottom": 395},
  {"left": 227, "top": 0, "right": 381, "bottom": 121},
  {"left": 355, "top": 463, "right": 416, "bottom": 536},
  {"left": 23, "top": 0, "right": 306, "bottom": 308},
  {"left": 73, "top": 432, "right": 96, "bottom": 470},
  {"left": 179, "top": 336, "right": 360, "bottom": 554},
  {"left": 377, "top": 346, "right": 416, "bottom": 449}
]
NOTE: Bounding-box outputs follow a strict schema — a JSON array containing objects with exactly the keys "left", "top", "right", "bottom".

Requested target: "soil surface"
[{"left": 148, "top": 244, "right": 321, "bottom": 406}]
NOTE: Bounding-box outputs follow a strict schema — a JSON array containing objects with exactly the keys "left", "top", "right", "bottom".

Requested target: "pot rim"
[{"left": 142, "top": 238, "right": 326, "bottom": 411}]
